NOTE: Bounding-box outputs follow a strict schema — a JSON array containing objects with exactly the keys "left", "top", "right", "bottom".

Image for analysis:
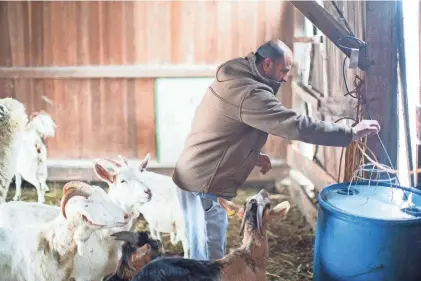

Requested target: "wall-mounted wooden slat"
[{"left": 0, "top": 65, "right": 219, "bottom": 78}]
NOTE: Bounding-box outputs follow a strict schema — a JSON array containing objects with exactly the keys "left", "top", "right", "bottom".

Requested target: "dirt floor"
[{"left": 7, "top": 182, "right": 315, "bottom": 281}]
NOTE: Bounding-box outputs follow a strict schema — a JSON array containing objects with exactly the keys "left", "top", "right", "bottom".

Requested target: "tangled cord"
[
  {"left": 335, "top": 42, "right": 400, "bottom": 186},
  {"left": 335, "top": 71, "right": 366, "bottom": 183}
]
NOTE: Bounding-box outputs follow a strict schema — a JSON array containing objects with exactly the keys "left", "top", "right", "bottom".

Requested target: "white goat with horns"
[
  {"left": 13, "top": 110, "right": 56, "bottom": 203},
  {"left": 0, "top": 181, "right": 130, "bottom": 281},
  {"left": 0, "top": 153, "right": 153, "bottom": 281},
  {"left": 104, "top": 154, "right": 189, "bottom": 258}
]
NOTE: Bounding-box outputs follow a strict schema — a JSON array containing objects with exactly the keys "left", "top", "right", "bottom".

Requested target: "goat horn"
[
  {"left": 60, "top": 181, "right": 92, "bottom": 219},
  {"left": 29, "top": 111, "right": 39, "bottom": 120},
  {"left": 111, "top": 231, "right": 139, "bottom": 245},
  {"left": 256, "top": 205, "right": 264, "bottom": 237},
  {"left": 103, "top": 158, "right": 122, "bottom": 168},
  {"left": 239, "top": 204, "right": 252, "bottom": 236}
]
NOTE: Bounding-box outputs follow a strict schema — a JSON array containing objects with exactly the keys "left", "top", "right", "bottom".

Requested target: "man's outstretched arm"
[{"left": 240, "top": 86, "right": 380, "bottom": 147}]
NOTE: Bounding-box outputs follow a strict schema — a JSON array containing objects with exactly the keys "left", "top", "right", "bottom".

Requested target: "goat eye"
[{"left": 120, "top": 180, "right": 127, "bottom": 184}]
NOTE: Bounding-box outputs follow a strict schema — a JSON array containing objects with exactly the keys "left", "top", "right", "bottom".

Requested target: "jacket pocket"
[{"left": 227, "top": 149, "right": 260, "bottom": 184}]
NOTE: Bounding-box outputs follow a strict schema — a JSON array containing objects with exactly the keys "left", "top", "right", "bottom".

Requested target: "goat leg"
[{"left": 13, "top": 174, "right": 22, "bottom": 201}]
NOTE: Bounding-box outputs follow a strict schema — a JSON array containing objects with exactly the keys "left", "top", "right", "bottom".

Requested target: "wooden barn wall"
[
  {"left": 292, "top": 1, "right": 365, "bottom": 181},
  {"left": 0, "top": 1, "right": 294, "bottom": 160}
]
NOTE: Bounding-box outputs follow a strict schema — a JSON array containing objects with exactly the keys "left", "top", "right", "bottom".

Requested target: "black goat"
[{"left": 102, "top": 231, "right": 163, "bottom": 281}]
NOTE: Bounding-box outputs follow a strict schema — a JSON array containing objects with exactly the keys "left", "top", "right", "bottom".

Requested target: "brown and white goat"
[
  {"left": 102, "top": 231, "right": 163, "bottom": 281},
  {"left": 131, "top": 189, "right": 290, "bottom": 281}
]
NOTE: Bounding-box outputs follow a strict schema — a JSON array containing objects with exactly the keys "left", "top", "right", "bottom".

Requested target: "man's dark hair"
[{"left": 255, "top": 40, "right": 289, "bottom": 65}]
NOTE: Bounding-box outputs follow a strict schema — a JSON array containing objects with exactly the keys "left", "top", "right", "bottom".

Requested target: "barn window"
[{"left": 154, "top": 77, "right": 214, "bottom": 164}]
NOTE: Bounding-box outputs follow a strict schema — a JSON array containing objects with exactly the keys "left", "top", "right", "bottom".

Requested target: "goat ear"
[
  {"left": 266, "top": 201, "right": 290, "bottom": 220},
  {"left": 94, "top": 161, "right": 116, "bottom": 184},
  {"left": 139, "top": 153, "right": 150, "bottom": 171},
  {"left": 217, "top": 198, "right": 242, "bottom": 217}
]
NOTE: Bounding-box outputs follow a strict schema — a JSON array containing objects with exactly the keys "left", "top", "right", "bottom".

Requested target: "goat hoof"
[{"left": 13, "top": 195, "right": 20, "bottom": 201}]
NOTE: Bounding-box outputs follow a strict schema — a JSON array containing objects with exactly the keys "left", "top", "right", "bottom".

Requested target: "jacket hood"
[{"left": 215, "top": 52, "right": 282, "bottom": 94}]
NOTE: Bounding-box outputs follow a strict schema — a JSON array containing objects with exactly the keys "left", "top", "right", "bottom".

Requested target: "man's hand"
[
  {"left": 256, "top": 153, "right": 272, "bottom": 175},
  {"left": 352, "top": 120, "right": 381, "bottom": 141}
]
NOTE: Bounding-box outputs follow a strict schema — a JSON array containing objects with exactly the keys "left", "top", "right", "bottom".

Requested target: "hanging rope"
[{"left": 335, "top": 70, "right": 367, "bottom": 183}]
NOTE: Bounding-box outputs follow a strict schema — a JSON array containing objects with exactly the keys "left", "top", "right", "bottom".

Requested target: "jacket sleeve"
[{"left": 239, "top": 86, "right": 354, "bottom": 147}]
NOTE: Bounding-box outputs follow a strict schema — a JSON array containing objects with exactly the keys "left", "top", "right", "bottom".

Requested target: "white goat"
[
  {"left": 13, "top": 110, "right": 56, "bottom": 203},
  {"left": 105, "top": 154, "right": 189, "bottom": 258},
  {"left": 0, "top": 97, "right": 28, "bottom": 203},
  {"left": 0, "top": 180, "right": 130, "bottom": 281},
  {"left": 0, "top": 153, "right": 153, "bottom": 281}
]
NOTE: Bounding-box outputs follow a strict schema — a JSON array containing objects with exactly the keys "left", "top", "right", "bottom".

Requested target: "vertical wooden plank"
[
  {"left": 49, "top": 2, "right": 80, "bottom": 158},
  {"left": 8, "top": 2, "right": 31, "bottom": 113},
  {"left": 170, "top": 1, "right": 182, "bottom": 64},
  {"left": 31, "top": 1, "right": 44, "bottom": 112},
  {"left": 87, "top": 2, "right": 103, "bottom": 157},
  {"left": 41, "top": 2, "right": 57, "bottom": 156},
  {"left": 193, "top": 1, "right": 207, "bottom": 64},
  {"left": 0, "top": 2, "right": 12, "bottom": 67},
  {"left": 365, "top": 1, "right": 398, "bottom": 167},
  {"left": 134, "top": 79, "right": 156, "bottom": 159},
  {"left": 133, "top": 1, "right": 146, "bottom": 64},
  {"left": 205, "top": 1, "right": 218, "bottom": 64},
  {"left": 125, "top": 2, "right": 138, "bottom": 158},
  {"left": 216, "top": 1, "right": 232, "bottom": 62},
  {"left": 238, "top": 1, "right": 258, "bottom": 55},
  {"left": 3, "top": 3, "right": 16, "bottom": 100},
  {"left": 102, "top": 1, "right": 128, "bottom": 156},
  {"left": 230, "top": 1, "right": 240, "bottom": 58},
  {"left": 169, "top": 1, "right": 195, "bottom": 64},
  {"left": 256, "top": 1, "right": 267, "bottom": 46},
  {"left": 76, "top": 2, "right": 93, "bottom": 158},
  {"left": 143, "top": 1, "right": 171, "bottom": 64},
  {"left": 0, "top": 79, "right": 15, "bottom": 99}
]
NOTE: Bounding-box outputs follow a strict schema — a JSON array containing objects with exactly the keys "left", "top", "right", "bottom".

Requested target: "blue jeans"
[{"left": 176, "top": 188, "right": 230, "bottom": 260}]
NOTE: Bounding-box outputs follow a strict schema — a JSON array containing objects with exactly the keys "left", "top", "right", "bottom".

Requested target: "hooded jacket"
[{"left": 172, "top": 53, "right": 353, "bottom": 198}]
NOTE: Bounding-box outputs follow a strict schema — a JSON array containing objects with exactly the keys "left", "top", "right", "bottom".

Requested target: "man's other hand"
[
  {"left": 352, "top": 120, "right": 381, "bottom": 141},
  {"left": 256, "top": 153, "right": 272, "bottom": 175}
]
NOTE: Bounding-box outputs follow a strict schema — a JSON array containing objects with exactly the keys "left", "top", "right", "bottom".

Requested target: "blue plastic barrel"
[{"left": 313, "top": 181, "right": 421, "bottom": 281}]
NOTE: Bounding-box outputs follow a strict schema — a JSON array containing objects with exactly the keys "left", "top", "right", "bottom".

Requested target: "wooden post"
[
  {"left": 364, "top": 1, "right": 399, "bottom": 168},
  {"left": 417, "top": 1, "right": 421, "bottom": 187}
]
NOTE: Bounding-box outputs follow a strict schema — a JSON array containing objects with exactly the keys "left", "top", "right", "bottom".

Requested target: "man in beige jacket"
[{"left": 172, "top": 39, "right": 380, "bottom": 260}]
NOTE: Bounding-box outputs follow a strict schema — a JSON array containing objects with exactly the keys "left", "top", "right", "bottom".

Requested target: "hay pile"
[{"left": 8, "top": 183, "right": 315, "bottom": 281}]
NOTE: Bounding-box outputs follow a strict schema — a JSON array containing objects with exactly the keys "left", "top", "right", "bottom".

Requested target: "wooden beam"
[
  {"left": 287, "top": 145, "right": 337, "bottom": 192},
  {"left": 0, "top": 65, "right": 218, "bottom": 79},
  {"left": 289, "top": 0, "right": 369, "bottom": 70},
  {"left": 46, "top": 159, "right": 289, "bottom": 183},
  {"left": 364, "top": 1, "right": 399, "bottom": 168}
]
